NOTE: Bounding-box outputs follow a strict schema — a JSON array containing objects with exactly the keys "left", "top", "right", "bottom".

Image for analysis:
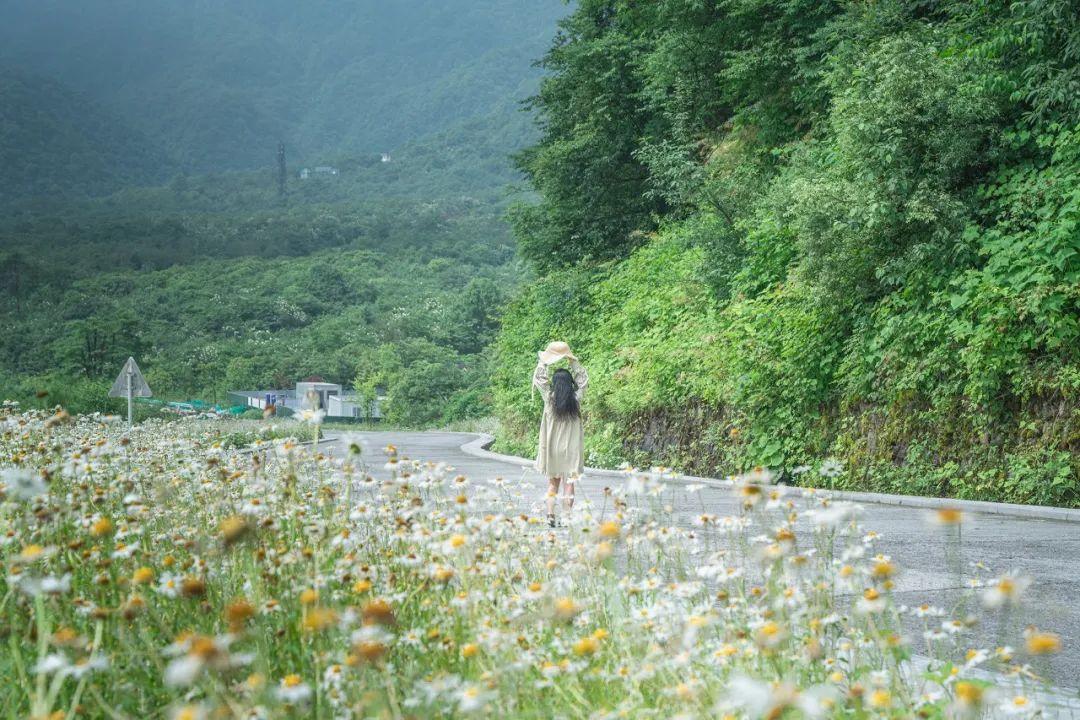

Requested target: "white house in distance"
[
  {"left": 298, "top": 166, "right": 339, "bottom": 180},
  {"left": 228, "top": 376, "right": 383, "bottom": 421},
  {"left": 296, "top": 379, "right": 342, "bottom": 410}
]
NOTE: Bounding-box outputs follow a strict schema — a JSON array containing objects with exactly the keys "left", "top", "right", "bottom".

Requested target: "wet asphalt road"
[{"left": 320, "top": 431, "right": 1080, "bottom": 696}]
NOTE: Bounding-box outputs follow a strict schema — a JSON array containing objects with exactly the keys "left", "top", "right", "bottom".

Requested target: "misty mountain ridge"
[
  {"left": 0, "top": 67, "right": 174, "bottom": 202},
  {"left": 0, "top": 0, "right": 567, "bottom": 198}
]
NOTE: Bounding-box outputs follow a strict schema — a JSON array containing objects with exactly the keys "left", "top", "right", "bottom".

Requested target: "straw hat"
[{"left": 538, "top": 341, "right": 577, "bottom": 364}]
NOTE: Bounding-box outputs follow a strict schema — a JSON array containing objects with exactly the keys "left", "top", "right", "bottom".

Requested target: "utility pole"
[
  {"left": 277, "top": 141, "right": 287, "bottom": 200},
  {"left": 126, "top": 364, "right": 133, "bottom": 427}
]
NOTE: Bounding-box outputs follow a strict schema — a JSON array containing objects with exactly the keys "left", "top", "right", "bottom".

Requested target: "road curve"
[{"left": 320, "top": 430, "right": 1080, "bottom": 695}]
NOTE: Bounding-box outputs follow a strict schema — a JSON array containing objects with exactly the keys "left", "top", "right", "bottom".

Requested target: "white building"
[
  {"left": 298, "top": 166, "right": 339, "bottom": 179},
  {"left": 327, "top": 394, "right": 382, "bottom": 421},
  {"left": 296, "top": 380, "right": 342, "bottom": 411},
  {"left": 229, "top": 378, "right": 383, "bottom": 421}
]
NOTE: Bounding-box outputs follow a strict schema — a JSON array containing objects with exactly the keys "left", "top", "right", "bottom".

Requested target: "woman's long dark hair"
[{"left": 551, "top": 368, "right": 580, "bottom": 420}]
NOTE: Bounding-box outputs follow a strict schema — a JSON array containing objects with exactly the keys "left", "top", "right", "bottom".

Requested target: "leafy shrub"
[{"left": 495, "top": 0, "right": 1080, "bottom": 507}]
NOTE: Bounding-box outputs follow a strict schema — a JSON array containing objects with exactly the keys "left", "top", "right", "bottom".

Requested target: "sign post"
[{"left": 109, "top": 357, "right": 152, "bottom": 427}]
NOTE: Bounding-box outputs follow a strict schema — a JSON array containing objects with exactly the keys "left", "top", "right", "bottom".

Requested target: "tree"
[
  {"left": 0, "top": 250, "right": 37, "bottom": 313},
  {"left": 450, "top": 277, "right": 504, "bottom": 354},
  {"left": 510, "top": 1, "right": 663, "bottom": 271},
  {"left": 352, "top": 345, "right": 400, "bottom": 422},
  {"left": 386, "top": 360, "right": 464, "bottom": 427}
]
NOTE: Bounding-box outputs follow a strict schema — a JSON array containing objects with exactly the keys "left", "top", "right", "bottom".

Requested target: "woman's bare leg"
[
  {"left": 564, "top": 475, "right": 576, "bottom": 512},
  {"left": 546, "top": 476, "right": 561, "bottom": 517}
]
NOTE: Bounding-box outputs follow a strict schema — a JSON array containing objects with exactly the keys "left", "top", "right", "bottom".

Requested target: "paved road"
[{"left": 321, "top": 430, "right": 1080, "bottom": 695}]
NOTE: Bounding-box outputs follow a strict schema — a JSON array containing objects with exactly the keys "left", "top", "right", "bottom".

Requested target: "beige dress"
[{"left": 533, "top": 360, "right": 588, "bottom": 478}]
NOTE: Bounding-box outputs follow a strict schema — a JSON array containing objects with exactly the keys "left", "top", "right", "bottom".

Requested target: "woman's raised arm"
[
  {"left": 570, "top": 360, "right": 588, "bottom": 401},
  {"left": 532, "top": 360, "right": 550, "bottom": 395}
]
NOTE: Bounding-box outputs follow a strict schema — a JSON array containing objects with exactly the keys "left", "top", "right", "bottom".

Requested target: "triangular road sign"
[{"left": 108, "top": 357, "right": 153, "bottom": 398}]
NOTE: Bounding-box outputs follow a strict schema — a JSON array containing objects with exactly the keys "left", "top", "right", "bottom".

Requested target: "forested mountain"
[
  {"left": 494, "top": 0, "right": 1080, "bottom": 506},
  {"left": 2, "top": 206, "right": 513, "bottom": 426},
  {"left": 0, "top": 0, "right": 566, "bottom": 424},
  {"left": 1, "top": 184, "right": 518, "bottom": 425},
  {"left": 0, "top": 0, "right": 565, "bottom": 179},
  {"left": 0, "top": 68, "right": 171, "bottom": 201}
]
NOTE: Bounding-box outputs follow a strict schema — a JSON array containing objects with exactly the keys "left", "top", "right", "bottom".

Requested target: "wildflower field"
[{"left": 0, "top": 405, "right": 1069, "bottom": 719}]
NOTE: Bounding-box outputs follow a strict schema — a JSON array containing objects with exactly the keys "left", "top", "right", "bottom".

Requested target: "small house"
[
  {"left": 229, "top": 377, "right": 383, "bottom": 421},
  {"left": 298, "top": 166, "right": 339, "bottom": 180}
]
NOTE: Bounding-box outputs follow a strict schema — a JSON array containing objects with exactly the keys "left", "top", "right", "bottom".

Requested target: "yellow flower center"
[
  {"left": 955, "top": 681, "right": 984, "bottom": 705},
  {"left": 1026, "top": 632, "right": 1062, "bottom": 655},
  {"left": 598, "top": 521, "right": 620, "bottom": 538}
]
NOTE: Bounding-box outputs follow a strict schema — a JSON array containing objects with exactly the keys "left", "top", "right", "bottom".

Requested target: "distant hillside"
[
  {"left": 0, "top": 103, "right": 536, "bottom": 224},
  {"left": 0, "top": 0, "right": 562, "bottom": 426},
  {"left": 0, "top": 0, "right": 567, "bottom": 178},
  {"left": 0, "top": 200, "right": 517, "bottom": 426},
  {"left": 0, "top": 68, "right": 171, "bottom": 201}
]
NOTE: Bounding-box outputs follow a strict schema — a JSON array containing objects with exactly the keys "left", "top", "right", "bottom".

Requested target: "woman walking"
[{"left": 532, "top": 341, "right": 588, "bottom": 528}]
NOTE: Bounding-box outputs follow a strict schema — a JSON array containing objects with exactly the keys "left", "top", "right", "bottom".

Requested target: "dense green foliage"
[
  {"left": 0, "top": 127, "right": 528, "bottom": 426},
  {"left": 1, "top": 199, "right": 514, "bottom": 426},
  {"left": 0, "top": 68, "right": 171, "bottom": 201},
  {"left": 496, "top": 0, "right": 1080, "bottom": 506}
]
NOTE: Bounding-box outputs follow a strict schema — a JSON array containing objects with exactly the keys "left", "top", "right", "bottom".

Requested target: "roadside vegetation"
[{"left": 494, "top": 0, "right": 1080, "bottom": 507}]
